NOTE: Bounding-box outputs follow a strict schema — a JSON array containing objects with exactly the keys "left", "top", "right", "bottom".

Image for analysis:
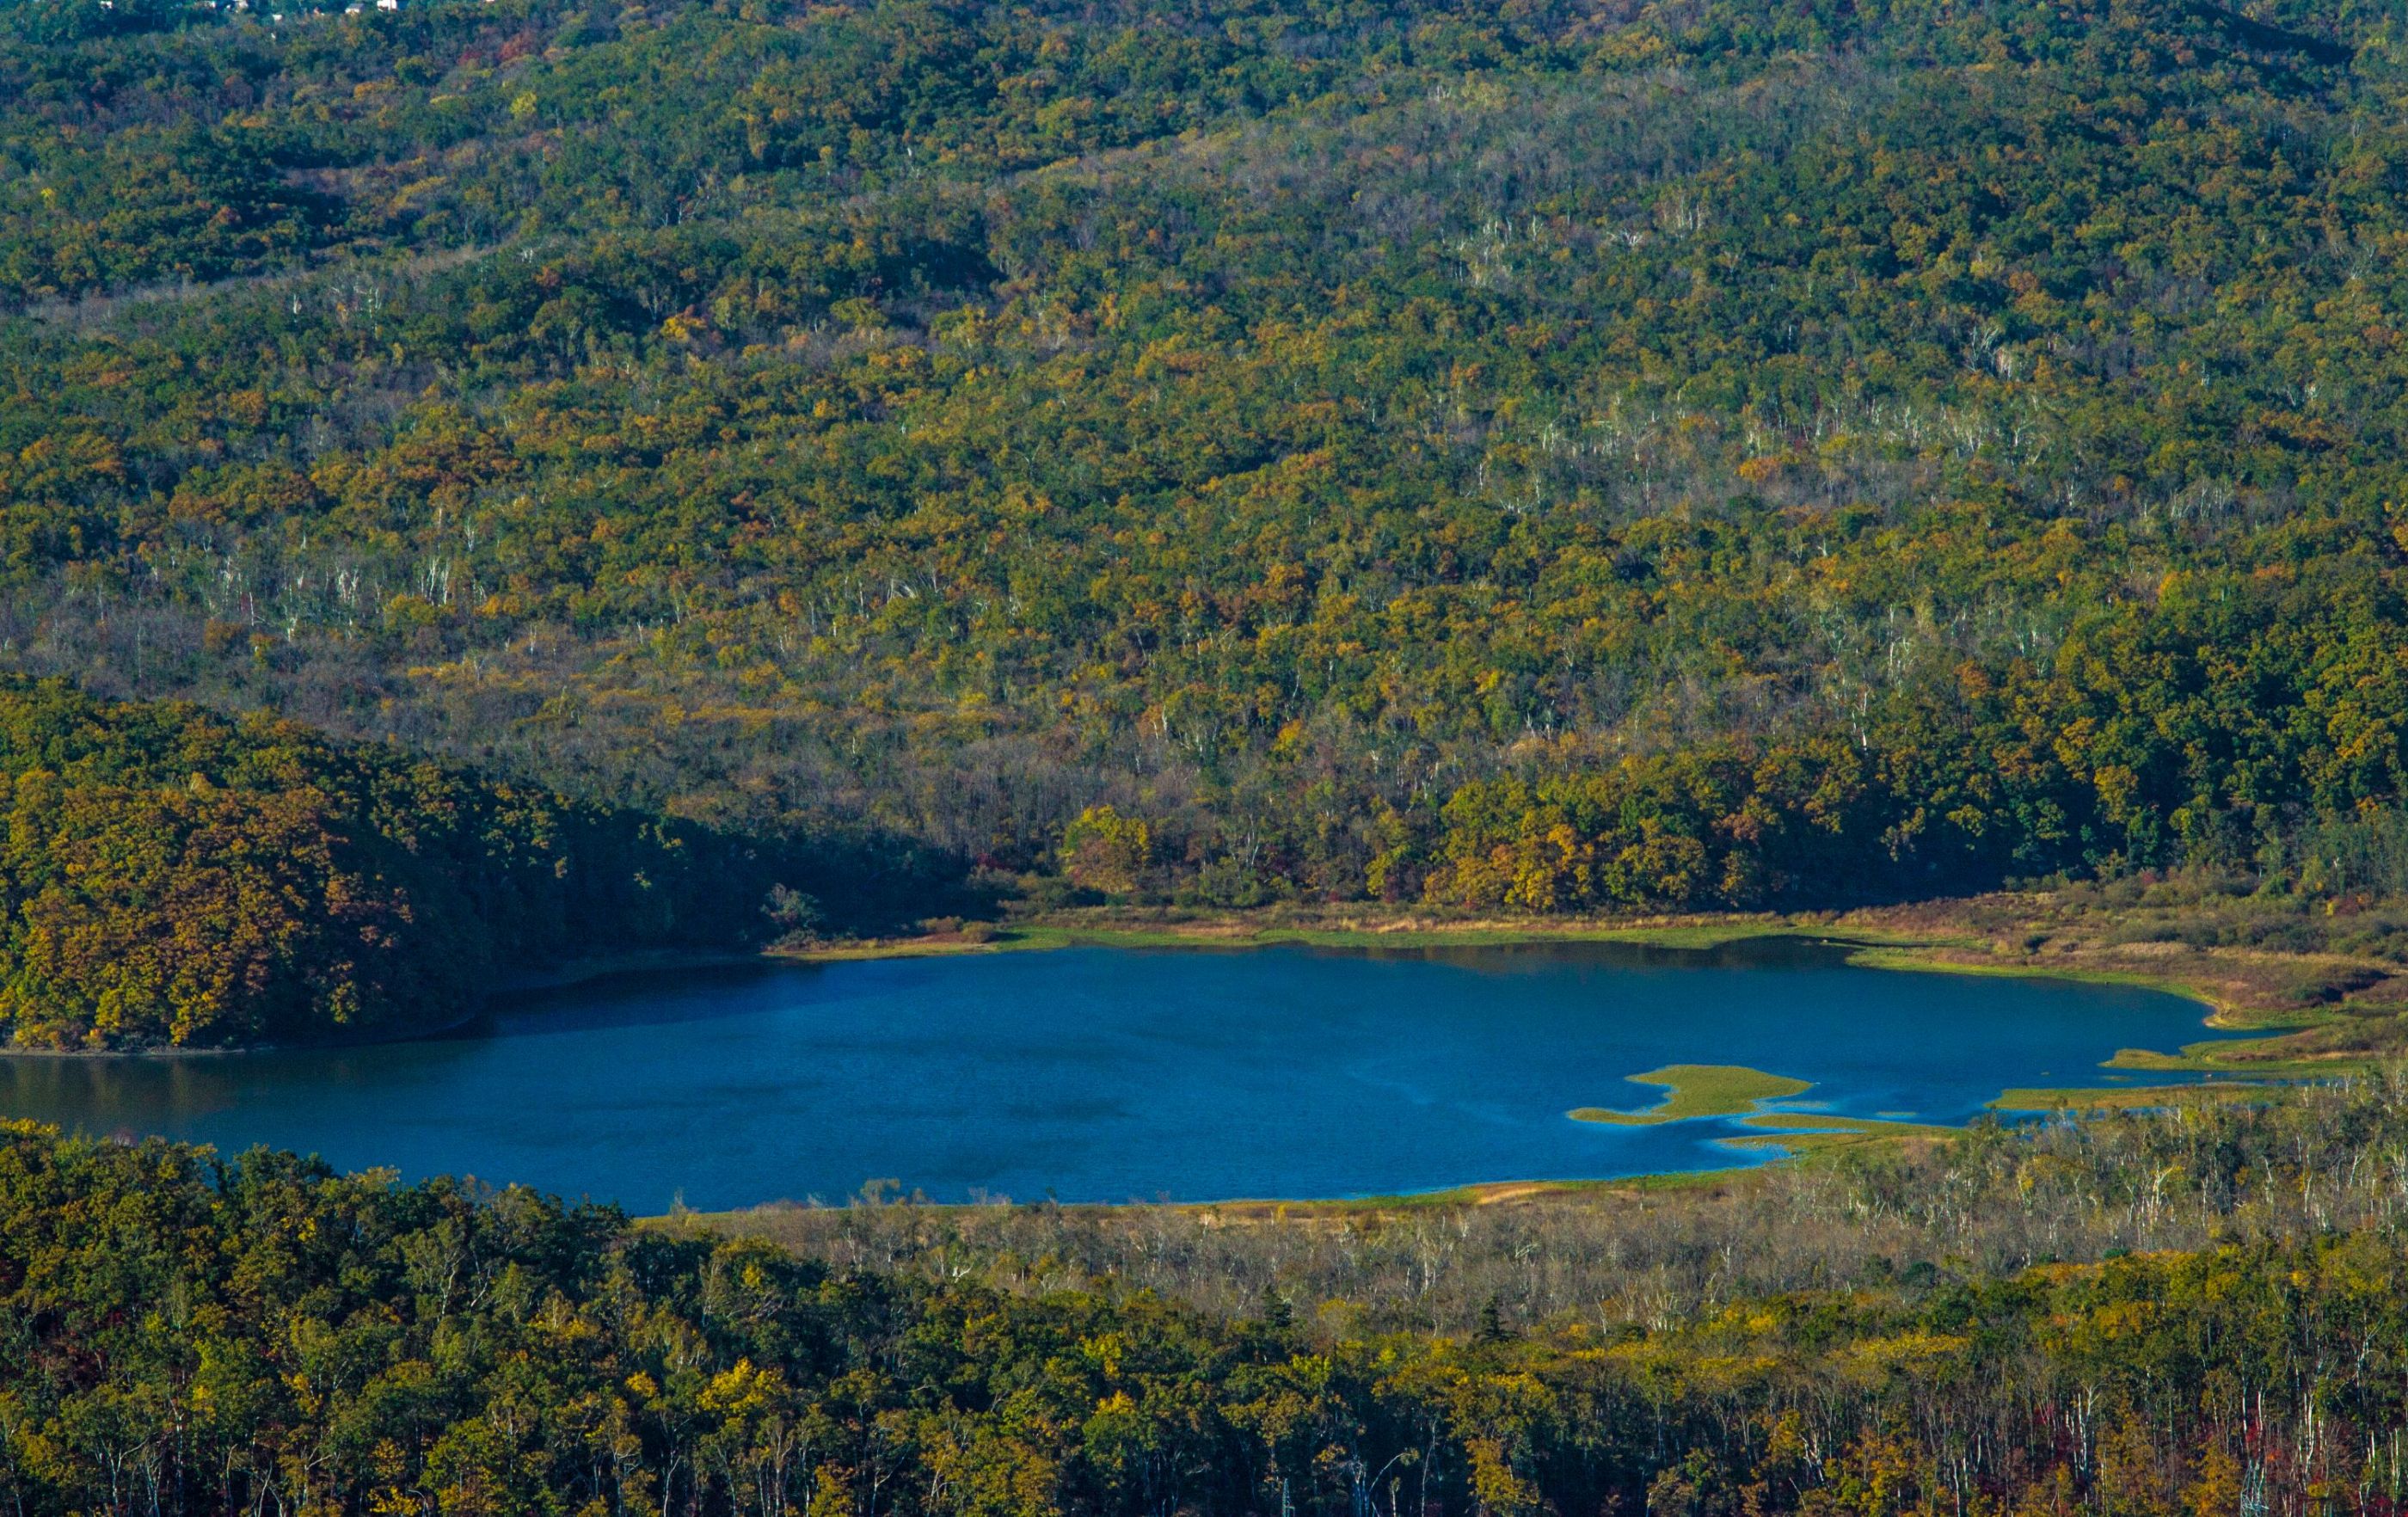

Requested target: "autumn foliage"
[
  {"left": 0, "top": 678, "right": 859, "bottom": 1047},
  {"left": 10, "top": 1080, "right": 2408, "bottom": 1514}
]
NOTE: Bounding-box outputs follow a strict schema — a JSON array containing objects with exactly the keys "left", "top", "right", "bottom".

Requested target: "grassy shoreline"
[
  {"left": 999, "top": 896, "right": 2404, "bottom": 1077},
  {"left": 20, "top": 888, "right": 2342, "bottom": 1056},
  {"left": 640, "top": 908, "right": 2372, "bottom": 1212},
  {"left": 12, "top": 893, "right": 2362, "bottom": 1207}
]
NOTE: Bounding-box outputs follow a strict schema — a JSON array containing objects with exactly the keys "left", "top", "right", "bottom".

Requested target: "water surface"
[{"left": 0, "top": 938, "right": 2224, "bottom": 1210}]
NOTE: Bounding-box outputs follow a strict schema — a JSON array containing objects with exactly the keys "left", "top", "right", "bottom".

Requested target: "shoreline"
[
  {"left": 3, "top": 894, "right": 2337, "bottom": 1068},
  {"left": 1004, "top": 900, "right": 2394, "bottom": 1072},
  {"left": 1, "top": 895, "right": 2359, "bottom": 1213},
  {"left": 0, "top": 947, "right": 780, "bottom": 1059}
]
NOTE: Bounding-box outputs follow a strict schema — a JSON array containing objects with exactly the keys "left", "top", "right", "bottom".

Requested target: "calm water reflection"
[{"left": 0, "top": 938, "right": 2226, "bottom": 1210}]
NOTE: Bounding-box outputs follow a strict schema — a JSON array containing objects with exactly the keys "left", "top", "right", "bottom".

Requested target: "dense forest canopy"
[
  {"left": 0, "top": 676, "right": 947, "bottom": 1047},
  {"left": 11, "top": 1080, "right": 2408, "bottom": 1514},
  {"left": 4, "top": 0, "right": 2408, "bottom": 914}
]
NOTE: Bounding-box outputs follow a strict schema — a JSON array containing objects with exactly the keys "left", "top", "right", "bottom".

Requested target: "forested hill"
[
  {"left": 3, "top": 0, "right": 2408, "bottom": 912},
  {"left": 0, "top": 677, "right": 941, "bottom": 1048},
  {"left": 11, "top": 1084, "right": 2408, "bottom": 1514}
]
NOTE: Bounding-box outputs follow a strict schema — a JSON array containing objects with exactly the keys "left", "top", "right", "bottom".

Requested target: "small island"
[{"left": 1568, "top": 1064, "right": 1814, "bottom": 1125}]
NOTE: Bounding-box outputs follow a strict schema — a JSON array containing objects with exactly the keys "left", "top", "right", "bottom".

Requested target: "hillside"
[
  {"left": 0, "top": 676, "right": 946, "bottom": 1047},
  {"left": 6, "top": 1081, "right": 2408, "bottom": 1513},
  {"left": 15, "top": 2, "right": 2408, "bottom": 1503},
  {"left": 5, "top": 0, "right": 2408, "bottom": 916}
]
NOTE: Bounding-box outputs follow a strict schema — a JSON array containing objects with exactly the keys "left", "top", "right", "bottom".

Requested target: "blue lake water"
[{"left": 0, "top": 938, "right": 2228, "bottom": 1211}]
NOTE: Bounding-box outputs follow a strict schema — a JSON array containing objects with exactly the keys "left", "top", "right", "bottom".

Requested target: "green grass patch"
[
  {"left": 1570, "top": 1065, "right": 1813, "bottom": 1125},
  {"left": 1840, "top": 945, "right": 2233, "bottom": 1010},
  {"left": 1717, "top": 1110, "right": 1953, "bottom": 1158},
  {"left": 774, "top": 938, "right": 1012, "bottom": 964},
  {"left": 2104, "top": 1040, "right": 2360, "bottom": 1076},
  {"left": 1989, "top": 1084, "right": 2276, "bottom": 1113},
  {"left": 1567, "top": 922, "right": 1803, "bottom": 949},
  {"left": 1566, "top": 1063, "right": 1957, "bottom": 1166},
  {"left": 1018, "top": 919, "right": 1810, "bottom": 954}
]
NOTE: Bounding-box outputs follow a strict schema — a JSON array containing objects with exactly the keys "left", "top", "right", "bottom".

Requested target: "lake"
[{"left": 0, "top": 937, "right": 2226, "bottom": 1211}]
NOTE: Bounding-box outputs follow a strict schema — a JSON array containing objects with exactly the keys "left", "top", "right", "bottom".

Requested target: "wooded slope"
[
  {"left": 3, "top": 0, "right": 2406, "bottom": 911},
  {"left": 7, "top": 1081, "right": 2408, "bottom": 1513},
  {"left": 0, "top": 677, "right": 937, "bottom": 1047}
]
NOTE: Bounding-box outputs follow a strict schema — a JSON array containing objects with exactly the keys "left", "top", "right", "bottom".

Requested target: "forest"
[
  {"left": 2, "top": 0, "right": 2407, "bottom": 918},
  {"left": 17, "top": 0, "right": 2408, "bottom": 1507},
  {"left": 12, "top": 1078, "right": 2408, "bottom": 1514},
  {"left": 0, "top": 675, "right": 950, "bottom": 1047}
]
